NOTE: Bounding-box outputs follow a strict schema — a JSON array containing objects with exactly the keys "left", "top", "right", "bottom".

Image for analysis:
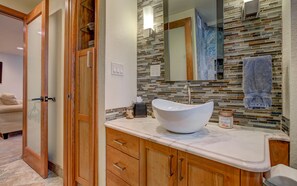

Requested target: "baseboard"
[{"left": 48, "top": 161, "right": 63, "bottom": 178}]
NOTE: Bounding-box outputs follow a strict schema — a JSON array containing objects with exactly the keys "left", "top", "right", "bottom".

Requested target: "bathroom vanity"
[{"left": 105, "top": 118, "right": 289, "bottom": 186}]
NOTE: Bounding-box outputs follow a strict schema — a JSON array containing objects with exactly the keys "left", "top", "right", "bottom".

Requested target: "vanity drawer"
[
  {"left": 107, "top": 170, "right": 130, "bottom": 186},
  {"left": 106, "top": 146, "right": 139, "bottom": 186},
  {"left": 106, "top": 128, "right": 139, "bottom": 159}
]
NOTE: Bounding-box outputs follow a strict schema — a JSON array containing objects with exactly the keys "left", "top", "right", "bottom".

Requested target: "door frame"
[{"left": 63, "top": 0, "right": 99, "bottom": 185}]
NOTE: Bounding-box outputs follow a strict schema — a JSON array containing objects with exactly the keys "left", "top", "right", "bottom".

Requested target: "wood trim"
[
  {"left": 269, "top": 140, "right": 289, "bottom": 166},
  {"left": 64, "top": 0, "right": 77, "bottom": 184},
  {"left": 0, "top": 4, "right": 26, "bottom": 20},
  {"left": 48, "top": 161, "right": 63, "bottom": 178},
  {"left": 26, "top": 2, "right": 43, "bottom": 24},
  {"left": 23, "top": 0, "right": 49, "bottom": 179},
  {"left": 64, "top": 0, "right": 99, "bottom": 185},
  {"left": 164, "top": 17, "right": 194, "bottom": 80}
]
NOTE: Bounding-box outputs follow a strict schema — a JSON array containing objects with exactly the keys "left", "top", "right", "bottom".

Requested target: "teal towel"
[{"left": 243, "top": 55, "right": 272, "bottom": 109}]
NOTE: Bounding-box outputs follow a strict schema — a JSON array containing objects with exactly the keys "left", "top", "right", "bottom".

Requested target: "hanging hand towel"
[{"left": 243, "top": 55, "right": 272, "bottom": 109}]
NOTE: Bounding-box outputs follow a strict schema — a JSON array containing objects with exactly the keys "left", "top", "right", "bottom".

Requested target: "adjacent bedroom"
[{"left": 0, "top": 13, "right": 23, "bottom": 166}]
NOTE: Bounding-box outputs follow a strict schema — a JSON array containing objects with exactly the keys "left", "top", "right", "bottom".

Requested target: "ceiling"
[
  {"left": 0, "top": 14, "right": 23, "bottom": 56},
  {"left": 0, "top": 0, "right": 41, "bottom": 14},
  {"left": 168, "top": 0, "right": 217, "bottom": 25}
]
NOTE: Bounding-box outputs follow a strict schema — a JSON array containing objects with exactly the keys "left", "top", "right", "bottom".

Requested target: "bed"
[{"left": 0, "top": 98, "right": 23, "bottom": 139}]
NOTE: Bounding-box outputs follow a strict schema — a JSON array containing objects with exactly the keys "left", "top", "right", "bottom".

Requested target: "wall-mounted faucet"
[{"left": 184, "top": 83, "right": 192, "bottom": 104}]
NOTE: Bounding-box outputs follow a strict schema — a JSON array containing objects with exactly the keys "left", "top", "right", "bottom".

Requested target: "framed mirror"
[{"left": 164, "top": 0, "right": 224, "bottom": 81}]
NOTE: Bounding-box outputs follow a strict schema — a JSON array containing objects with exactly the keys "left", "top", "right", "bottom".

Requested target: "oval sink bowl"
[{"left": 152, "top": 99, "right": 214, "bottom": 133}]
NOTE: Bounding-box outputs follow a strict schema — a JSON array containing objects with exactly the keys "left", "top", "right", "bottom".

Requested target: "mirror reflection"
[{"left": 164, "top": 0, "right": 224, "bottom": 81}]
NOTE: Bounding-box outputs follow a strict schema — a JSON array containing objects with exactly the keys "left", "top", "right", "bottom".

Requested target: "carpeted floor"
[{"left": 0, "top": 134, "right": 22, "bottom": 166}]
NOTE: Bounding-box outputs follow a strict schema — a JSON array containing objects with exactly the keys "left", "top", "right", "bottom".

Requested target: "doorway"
[
  {"left": 0, "top": 1, "right": 64, "bottom": 185},
  {"left": 0, "top": 12, "right": 24, "bottom": 165}
]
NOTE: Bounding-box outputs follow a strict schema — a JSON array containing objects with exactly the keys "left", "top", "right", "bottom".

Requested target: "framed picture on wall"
[{"left": 0, "top": 62, "right": 2, "bottom": 84}]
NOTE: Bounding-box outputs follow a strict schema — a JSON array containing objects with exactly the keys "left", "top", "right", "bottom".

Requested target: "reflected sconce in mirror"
[
  {"left": 242, "top": 0, "right": 260, "bottom": 20},
  {"left": 143, "top": 5, "right": 154, "bottom": 38}
]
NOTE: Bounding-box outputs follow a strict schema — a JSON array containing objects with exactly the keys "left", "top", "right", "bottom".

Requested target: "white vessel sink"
[{"left": 152, "top": 99, "right": 214, "bottom": 133}]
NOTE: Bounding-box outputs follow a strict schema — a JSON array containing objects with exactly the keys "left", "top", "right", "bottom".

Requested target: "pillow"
[
  {"left": 1, "top": 98, "right": 19, "bottom": 105},
  {"left": 0, "top": 93, "right": 19, "bottom": 105},
  {"left": 1, "top": 93, "right": 16, "bottom": 99}
]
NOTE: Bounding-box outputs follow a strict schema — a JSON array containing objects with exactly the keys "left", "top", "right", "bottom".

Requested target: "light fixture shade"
[{"left": 143, "top": 5, "right": 154, "bottom": 30}]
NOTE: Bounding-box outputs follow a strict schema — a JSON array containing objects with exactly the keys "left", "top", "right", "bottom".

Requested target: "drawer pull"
[
  {"left": 168, "top": 155, "right": 174, "bottom": 177},
  {"left": 179, "top": 158, "right": 184, "bottom": 181},
  {"left": 113, "top": 162, "right": 126, "bottom": 171},
  {"left": 113, "top": 139, "right": 126, "bottom": 146}
]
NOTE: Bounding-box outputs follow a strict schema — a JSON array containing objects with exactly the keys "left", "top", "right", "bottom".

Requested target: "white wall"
[
  {"left": 0, "top": 53, "right": 23, "bottom": 99},
  {"left": 105, "top": 0, "right": 137, "bottom": 110},
  {"left": 48, "top": 0, "right": 65, "bottom": 169},
  {"left": 282, "top": 0, "right": 297, "bottom": 168}
]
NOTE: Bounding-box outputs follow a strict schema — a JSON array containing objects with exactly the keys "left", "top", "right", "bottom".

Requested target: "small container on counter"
[{"left": 218, "top": 110, "right": 235, "bottom": 129}]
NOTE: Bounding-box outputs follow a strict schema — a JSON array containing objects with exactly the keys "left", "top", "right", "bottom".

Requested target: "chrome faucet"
[{"left": 184, "top": 83, "right": 192, "bottom": 104}]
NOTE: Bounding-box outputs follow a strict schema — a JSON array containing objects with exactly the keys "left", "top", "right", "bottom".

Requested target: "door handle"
[
  {"left": 31, "top": 97, "right": 44, "bottom": 102},
  {"left": 45, "top": 96, "right": 56, "bottom": 102},
  {"left": 87, "top": 50, "right": 92, "bottom": 68}
]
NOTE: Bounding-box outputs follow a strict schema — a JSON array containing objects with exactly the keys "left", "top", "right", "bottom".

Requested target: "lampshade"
[{"left": 143, "top": 5, "right": 154, "bottom": 30}]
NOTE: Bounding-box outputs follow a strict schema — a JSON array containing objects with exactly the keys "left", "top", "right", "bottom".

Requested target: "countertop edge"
[{"left": 105, "top": 121, "right": 289, "bottom": 173}]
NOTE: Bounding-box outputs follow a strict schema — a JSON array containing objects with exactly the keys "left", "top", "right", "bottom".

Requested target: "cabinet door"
[
  {"left": 140, "top": 140, "right": 178, "bottom": 186},
  {"left": 178, "top": 151, "right": 240, "bottom": 186},
  {"left": 74, "top": 48, "right": 96, "bottom": 186}
]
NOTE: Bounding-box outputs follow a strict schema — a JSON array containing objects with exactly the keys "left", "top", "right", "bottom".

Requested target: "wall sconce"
[
  {"left": 143, "top": 5, "right": 154, "bottom": 38},
  {"left": 242, "top": 0, "right": 260, "bottom": 20}
]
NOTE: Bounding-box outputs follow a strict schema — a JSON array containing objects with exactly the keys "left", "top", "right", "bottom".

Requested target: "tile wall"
[
  {"left": 135, "top": 0, "right": 282, "bottom": 129},
  {"left": 106, "top": 0, "right": 283, "bottom": 129}
]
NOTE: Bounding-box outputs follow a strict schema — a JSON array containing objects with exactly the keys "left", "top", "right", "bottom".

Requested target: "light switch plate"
[
  {"left": 150, "top": 65, "right": 160, "bottom": 77},
  {"left": 111, "top": 63, "right": 124, "bottom": 76}
]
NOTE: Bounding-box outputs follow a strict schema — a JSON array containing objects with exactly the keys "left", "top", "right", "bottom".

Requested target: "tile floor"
[
  {"left": 0, "top": 135, "right": 63, "bottom": 186},
  {"left": 0, "top": 135, "right": 22, "bottom": 166}
]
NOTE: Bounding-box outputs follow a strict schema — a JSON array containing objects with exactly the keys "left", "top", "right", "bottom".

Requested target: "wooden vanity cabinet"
[
  {"left": 177, "top": 151, "right": 241, "bottom": 186},
  {"left": 106, "top": 128, "right": 287, "bottom": 186},
  {"left": 140, "top": 141, "right": 241, "bottom": 186},
  {"left": 140, "top": 140, "right": 178, "bottom": 186},
  {"left": 106, "top": 128, "right": 140, "bottom": 186}
]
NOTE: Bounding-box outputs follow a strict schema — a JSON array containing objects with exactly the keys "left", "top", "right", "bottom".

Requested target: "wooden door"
[
  {"left": 23, "top": 0, "right": 49, "bottom": 179},
  {"left": 178, "top": 151, "right": 240, "bottom": 186},
  {"left": 74, "top": 48, "right": 96, "bottom": 186},
  {"left": 140, "top": 140, "right": 178, "bottom": 186}
]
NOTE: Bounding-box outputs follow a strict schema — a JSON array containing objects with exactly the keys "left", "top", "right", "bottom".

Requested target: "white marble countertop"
[{"left": 105, "top": 117, "right": 290, "bottom": 172}]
